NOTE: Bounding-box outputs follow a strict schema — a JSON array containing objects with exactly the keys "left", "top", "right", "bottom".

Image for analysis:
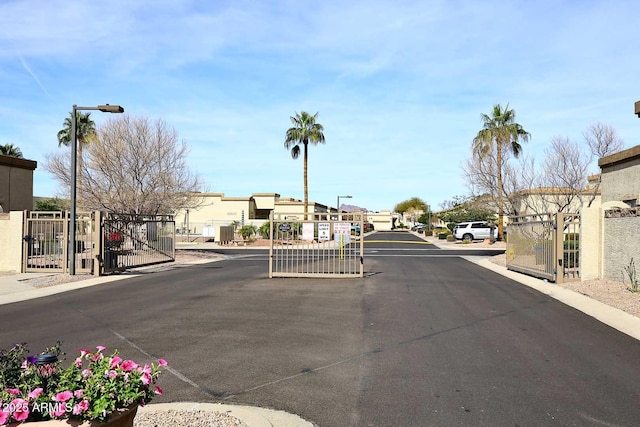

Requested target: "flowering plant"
[
  {"left": 0, "top": 343, "right": 165, "bottom": 425},
  {"left": 105, "top": 231, "right": 124, "bottom": 250}
]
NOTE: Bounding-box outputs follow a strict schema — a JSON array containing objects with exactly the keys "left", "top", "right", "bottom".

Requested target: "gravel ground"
[{"left": 133, "top": 409, "right": 249, "bottom": 427}]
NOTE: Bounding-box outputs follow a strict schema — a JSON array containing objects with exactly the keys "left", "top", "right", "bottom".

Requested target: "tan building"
[
  {"left": 0, "top": 154, "right": 37, "bottom": 213},
  {"left": 598, "top": 145, "right": 640, "bottom": 206},
  {"left": 173, "top": 193, "right": 335, "bottom": 239}
]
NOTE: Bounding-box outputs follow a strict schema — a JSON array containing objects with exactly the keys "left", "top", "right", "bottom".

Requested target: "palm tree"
[
  {"left": 0, "top": 144, "right": 23, "bottom": 158},
  {"left": 57, "top": 111, "right": 96, "bottom": 207},
  {"left": 473, "top": 104, "right": 530, "bottom": 240},
  {"left": 284, "top": 111, "right": 326, "bottom": 216}
]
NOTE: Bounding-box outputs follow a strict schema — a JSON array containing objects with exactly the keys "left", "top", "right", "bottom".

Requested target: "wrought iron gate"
[
  {"left": 269, "top": 211, "right": 364, "bottom": 278},
  {"left": 22, "top": 211, "right": 175, "bottom": 275},
  {"left": 23, "top": 211, "right": 95, "bottom": 273},
  {"left": 506, "top": 212, "right": 580, "bottom": 283},
  {"left": 101, "top": 213, "right": 175, "bottom": 274}
]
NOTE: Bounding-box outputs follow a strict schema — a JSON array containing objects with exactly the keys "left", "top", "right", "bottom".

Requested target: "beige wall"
[
  {"left": 366, "top": 210, "right": 396, "bottom": 230},
  {"left": 599, "top": 145, "right": 640, "bottom": 205},
  {"left": 173, "top": 193, "right": 332, "bottom": 240},
  {"left": 513, "top": 190, "right": 600, "bottom": 216},
  {"left": 0, "top": 211, "right": 24, "bottom": 272},
  {"left": 0, "top": 155, "right": 37, "bottom": 212}
]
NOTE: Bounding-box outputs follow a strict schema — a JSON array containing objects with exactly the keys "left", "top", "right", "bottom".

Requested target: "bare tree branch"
[
  {"left": 583, "top": 122, "right": 624, "bottom": 158},
  {"left": 44, "top": 115, "right": 205, "bottom": 215}
]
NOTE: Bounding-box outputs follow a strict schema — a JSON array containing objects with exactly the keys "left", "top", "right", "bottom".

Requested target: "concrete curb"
[{"left": 138, "top": 402, "right": 315, "bottom": 427}]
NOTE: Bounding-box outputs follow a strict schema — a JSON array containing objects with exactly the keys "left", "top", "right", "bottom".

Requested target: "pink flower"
[
  {"left": 140, "top": 364, "right": 152, "bottom": 374},
  {"left": 121, "top": 360, "right": 138, "bottom": 371},
  {"left": 54, "top": 391, "right": 73, "bottom": 402},
  {"left": 110, "top": 355, "right": 123, "bottom": 369},
  {"left": 0, "top": 409, "right": 9, "bottom": 425},
  {"left": 10, "top": 399, "right": 29, "bottom": 421},
  {"left": 81, "top": 369, "right": 91, "bottom": 377},
  {"left": 7, "top": 389, "right": 19, "bottom": 395},
  {"left": 79, "top": 348, "right": 91, "bottom": 357},
  {"left": 96, "top": 345, "right": 106, "bottom": 352},
  {"left": 158, "top": 358, "right": 168, "bottom": 367},
  {"left": 108, "top": 370, "right": 118, "bottom": 379},
  {"left": 20, "top": 360, "right": 28, "bottom": 369},
  {"left": 154, "top": 385, "right": 163, "bottom": 395},
  {"left": 72, "top": 400, "right": 90, "bottom": 415},
  {"left": 28, "top": 388, "right": 43, "bottom": 399},
  {"left": 74, "top": 390, "right": 83, "bottom": 398},
  {"left": 141, "top": 372, "right": 151, "bottom": 385},
  {"left": 51, "top": 403, "right": 67, "bottom": 417},
  {"left": 74, "top": 357, "right": 83, "bottom": 367}
]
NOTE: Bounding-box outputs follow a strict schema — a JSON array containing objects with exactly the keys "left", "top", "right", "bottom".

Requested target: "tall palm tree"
[
  {"left": 473, "top": 104, "right": 530, "bottom": 240},
  {"left": 0, "top": 144, "right": 23, "bottom": 158},
  {"left": 284, "top": 111, "right": 326, "bottom": 216},
  {"left": 57, "top": 111, "right": 96, "bottom": 207}
]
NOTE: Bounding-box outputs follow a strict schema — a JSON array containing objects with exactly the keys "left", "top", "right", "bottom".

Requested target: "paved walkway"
[{"left": 1, "top": 232, "right": 639, "bottom": 426}]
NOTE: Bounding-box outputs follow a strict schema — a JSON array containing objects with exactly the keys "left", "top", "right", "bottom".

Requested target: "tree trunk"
[
  {"left": 303, "top": 141, "right": 308, "bottom": 220},
  {"left": 496, "top": 139, "right": 504, "bottom": 240}
]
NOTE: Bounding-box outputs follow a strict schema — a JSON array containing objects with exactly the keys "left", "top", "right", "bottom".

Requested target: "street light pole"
[
  {"left": 336, "top": 195, "right": 352, "bottom": 216},
  {"left": 69, "top": 104, "right": 124, "bottom": 275}
]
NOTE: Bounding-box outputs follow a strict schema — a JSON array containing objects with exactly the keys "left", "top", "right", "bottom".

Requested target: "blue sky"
[{"left": 1, "top": 0, "right": 638, "bottom": 212}]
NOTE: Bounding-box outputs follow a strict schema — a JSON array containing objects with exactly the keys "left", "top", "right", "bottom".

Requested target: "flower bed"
[{"left": 0, "top": 343, "right": 165, "bottom": 425}]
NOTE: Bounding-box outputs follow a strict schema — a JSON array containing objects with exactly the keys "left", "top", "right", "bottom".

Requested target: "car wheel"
[{"left": 462, "top": 233, "right": 473, "bottom": 242}]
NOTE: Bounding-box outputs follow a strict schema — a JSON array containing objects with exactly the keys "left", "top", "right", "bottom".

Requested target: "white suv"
[{"left": 453, "top": 221, "right": 495, "bottom": 241}]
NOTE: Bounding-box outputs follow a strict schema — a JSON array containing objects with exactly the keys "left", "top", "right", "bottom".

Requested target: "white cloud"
[{"left": 1, "top": 0, "right": 638, "bottom": 211}]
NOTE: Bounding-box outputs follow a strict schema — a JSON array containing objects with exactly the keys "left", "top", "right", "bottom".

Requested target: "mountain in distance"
[{"left": 339, "top": 204, "right": 368, "bottom": 213}]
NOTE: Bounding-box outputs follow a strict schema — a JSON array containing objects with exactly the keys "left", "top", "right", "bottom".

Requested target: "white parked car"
[{"left": 453, "top": 221, "right": 495, "bottom": 241}]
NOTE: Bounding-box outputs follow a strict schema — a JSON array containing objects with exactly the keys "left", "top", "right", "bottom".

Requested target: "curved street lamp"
[{"left": 69, "top": 104, "right": 124, "bottom": 275}]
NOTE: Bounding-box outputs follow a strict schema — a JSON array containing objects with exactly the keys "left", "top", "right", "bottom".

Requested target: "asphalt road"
[{"left": 1, "top": 231, "right": 640, "bottom": 426}]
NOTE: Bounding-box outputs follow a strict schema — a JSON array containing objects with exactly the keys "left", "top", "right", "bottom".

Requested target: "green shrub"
[
  {"left": 239, "top": 225, "right": 257, "bottom": 240},
  {"left": 259, "top": 221, "right": 271, "bottom": 239},
  {"left": 623, "top": 258, "right": 638, "bottom": 293}
]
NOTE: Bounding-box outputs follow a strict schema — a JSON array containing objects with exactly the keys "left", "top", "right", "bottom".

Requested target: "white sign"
[
  {"left": 302, "top": 222, "right": 315, "bottom": 241},
  {"left": 318, "top": 223, "right": 330, "bottom": 241},
  {"left": 333, "top": 222, "right": 350, "bottom": 234},
  {"left": 334, "top": 222, "right": 351, "bottom": 244},
  {"left": 202, "top": 226, "right": 215, "bottom": 237}
]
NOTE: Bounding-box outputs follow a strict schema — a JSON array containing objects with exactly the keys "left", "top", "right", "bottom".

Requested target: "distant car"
[
  {"left": 364, "top": 222, "right": 375, "bottom": 232},
  {"left": 453, "top": 221, "right": 495, "bottom": 241},
  {"left": 412, "top": 224, "right": 426, "bottom": 233},
  {"left": 351, "top": 224, "right": 361, "bottom": 234}
]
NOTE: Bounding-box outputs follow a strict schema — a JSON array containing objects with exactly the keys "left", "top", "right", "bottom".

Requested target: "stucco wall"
[
  {"left": 598, "top": 145, "right": 640, "bottom": 204},
  {"left": 603, "top": 207, "right": 640, "bottom": 282},
  {"left": 580, "top": 205, "right": 602, "bottom": 281},
  {"left": 0, "top": 211, "right": 24, "bottom": 272}
]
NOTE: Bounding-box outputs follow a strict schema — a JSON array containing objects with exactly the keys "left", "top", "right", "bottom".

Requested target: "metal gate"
[
  {"left": 101, "top": 213, "right": 175, "bottom": 274},
  {"left": 506, "top": 212, "right": 580, "bottom": 283},
  {"left": 22, "top": 211, "right": 174, "bottom": 275},
  {"left": 23, "top": 211, "right": 95, "bottom": 273},
  {"left": 269, "top": 211, "right": 364, "bottom": 278}
]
